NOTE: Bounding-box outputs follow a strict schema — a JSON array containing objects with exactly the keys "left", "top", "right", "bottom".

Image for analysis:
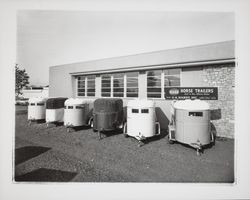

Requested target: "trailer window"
[
  {"left": 141, "top": 109, "right": 149, "bottom": 113},
  {"left": 189, "top": 112, "right": 203, "bottom": 117},
  {"left": 76, "top": 105, "right": 84, "bottom": 109},
  {"left": 37, "top": 103, "right": 44, "bottom": 106},
  {"left": 30, "top": 103, "right": 35, "bottom": 106},
  {"left": 68, "top": 106, "right": 73, "bottom": 109},
  {"left": 132, "top": 109, "right": 139, "bottom": 113}
]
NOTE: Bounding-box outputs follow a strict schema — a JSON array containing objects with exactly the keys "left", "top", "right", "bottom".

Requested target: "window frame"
[
  {"left": 147, "top": 68, "right": 181, "bottom": 99},
  {"left": 86, "top": 75, "right": 96, "bottom": 97},
  {"left": 101, "top": 74, "right": 112, "bottom": 97},
  {"left": 147, "top": 69, "right": 163, "bottom": 99},
  {"left": 76, "top": 75, "right": 96, "bottom": 97},
  {"left": 126, "top": 71, "right": 139, "bottom": 98},
  {"left": 113, "top": 73, "right": 125, "bottom": 98},
  {"left": 164, "top": 68, "right": 181, "bottom": 88},
  {"left": 100, "top": 72, "right": 139, "bottom": 98}
]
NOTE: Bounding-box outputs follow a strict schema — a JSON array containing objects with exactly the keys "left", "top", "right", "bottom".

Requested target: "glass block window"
[
  {"left": 147, "top": 70, "right": 162, "bottom": 98},
  {"left": 101, "top": 74, "right": 111, "bottom": 97},
  {"left": 113, "top": 73, "right": 124, "bottom": 97},
  {"left": 126, "top": 72, "right": 138, "bottom": 97}
]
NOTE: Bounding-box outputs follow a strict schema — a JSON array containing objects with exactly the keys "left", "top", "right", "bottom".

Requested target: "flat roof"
[{"left": 51, "top": 40, "right": 235, "bottom": 75}]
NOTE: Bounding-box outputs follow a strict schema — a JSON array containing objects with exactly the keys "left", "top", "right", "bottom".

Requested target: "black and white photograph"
[
  {"left": 15, "top": 10, "right": 235, "bottom": 183},
  {"left": 1, "top": 0, "right": 250, "bottom": 199}
]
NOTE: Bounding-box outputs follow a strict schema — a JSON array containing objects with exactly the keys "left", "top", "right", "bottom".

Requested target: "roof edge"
[
  {"left": 50, "top": 40, "right": 235, "bottom": 69},
  {"left": 70, "top": 58, "right": 235, "bottom": 76}
]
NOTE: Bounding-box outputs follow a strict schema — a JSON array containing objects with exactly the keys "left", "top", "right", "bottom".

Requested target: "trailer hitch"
[
  {"left": 191, "top": 140, "right": 203, "bottom": 156},
  {"left": 137, "top": 132, "right": 146, "bottom": 147}
]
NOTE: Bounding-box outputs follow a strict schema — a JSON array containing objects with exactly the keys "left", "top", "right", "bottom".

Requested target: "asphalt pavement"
[{"left": 15, "top": 105, "right": 234, "bottom": 183}]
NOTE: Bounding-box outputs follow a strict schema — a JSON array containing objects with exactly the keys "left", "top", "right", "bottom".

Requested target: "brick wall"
[{"left": 202, "top": 63, "right": 235, "bottom": 138}]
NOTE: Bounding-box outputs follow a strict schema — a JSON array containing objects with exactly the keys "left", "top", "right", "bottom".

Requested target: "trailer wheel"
[
  {"left": 118, "top": 123, "right": 124, "bottom": 129},
  {"left": 124, "top": 133, "right": 128, "bottom": 138},
  {"left": 211, "top": 131, "right": 215, "bottom": 146},
  {"left": 89, "top": 118, "right": 94, "bottom": 128},
  {"left": 123, "top": 122, "right": 127, "bottom": 134},
  {"left": 168, "top": 140, "right": 174, "bottom": 144}
]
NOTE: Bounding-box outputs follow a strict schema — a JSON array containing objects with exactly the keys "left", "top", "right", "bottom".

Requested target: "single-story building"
[{"left": 49, "top": 40, "right": 235, "bottom": 138}]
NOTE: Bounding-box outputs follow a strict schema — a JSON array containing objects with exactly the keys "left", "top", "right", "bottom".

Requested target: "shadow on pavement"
[
  {"left": 15, "top": 168, "right": 77, "bottom": 182},
  {"left": 142, "top": 130, "right": 168, "bottom": 145},
  {"left": 168, "top": 140, "right": 216, "bottom": 154},
  {"left": 15, "top": 146, "right": 51, "bottom": 165},
  {"left": 29, "top": 119, "right": 46, "bottom": 124},
  {"left": 68, "top": 125, "right": 91, "bottom": 132},
  {"left": 47, "top": 122, "right": 64, "bottom": 127},
  {"left": 99, "top": 129, "right": 123, "bottom": 139}
]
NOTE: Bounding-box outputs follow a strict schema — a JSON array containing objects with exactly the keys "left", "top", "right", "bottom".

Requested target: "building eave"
[{"left": 70, "top": 58, "right": 235, "bottom": 76}]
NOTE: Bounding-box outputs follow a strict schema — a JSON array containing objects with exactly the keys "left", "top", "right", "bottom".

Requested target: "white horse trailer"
[
  {"left": 64, "top": 98, "right": 94, "bottom": 132},
  {"left": 45, "top": 97, "right": 68, "bottom": 127},
  {"left": 124, "top": 99, "right": 160, "bottom": 146},
  {"left": 28, "top": 97, "right": 47, "bottom": 124},
  {"left": 168, "top": 99, "right": 214, "bottom": 155}
]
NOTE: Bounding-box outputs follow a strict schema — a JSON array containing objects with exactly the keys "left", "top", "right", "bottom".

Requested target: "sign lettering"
[{"left": 165, "top": 87, "right": 218, "bottom": 100}]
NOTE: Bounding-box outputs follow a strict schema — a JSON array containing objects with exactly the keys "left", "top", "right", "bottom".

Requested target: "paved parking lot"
[{"left": 15, "top": 105, "right": 234, "bottom": 182}]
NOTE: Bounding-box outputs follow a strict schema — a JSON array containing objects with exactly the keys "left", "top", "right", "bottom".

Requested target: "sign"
[{"left": 165, "top": 87, "right": 218, "bottom": 100}]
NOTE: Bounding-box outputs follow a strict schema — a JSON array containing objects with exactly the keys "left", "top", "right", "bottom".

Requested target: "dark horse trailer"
[{"left": 92, "top": 98, "right": 124, "bottom": 139}]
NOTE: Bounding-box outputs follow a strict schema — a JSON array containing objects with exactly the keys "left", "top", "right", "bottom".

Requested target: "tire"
[
  {"left": 123, "top": 122, "right": 127, "bottom": 134},
  {"left": 89, "top": 118, "right": 94, "bottom": 128}
]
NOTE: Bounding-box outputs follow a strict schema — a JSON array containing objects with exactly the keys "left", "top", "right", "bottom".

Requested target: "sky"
[{"left": 17, "top": 11, "right": 234, "bottom": 86}]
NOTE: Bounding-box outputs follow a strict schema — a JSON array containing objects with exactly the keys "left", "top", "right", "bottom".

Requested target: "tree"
[{"left": 15, "top": 64, "right": 30, "bottom": 98}]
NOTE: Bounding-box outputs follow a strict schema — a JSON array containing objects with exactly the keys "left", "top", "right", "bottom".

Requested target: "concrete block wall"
[{"left": 202, "top": 63, "right": 235, "bottom": 138}]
